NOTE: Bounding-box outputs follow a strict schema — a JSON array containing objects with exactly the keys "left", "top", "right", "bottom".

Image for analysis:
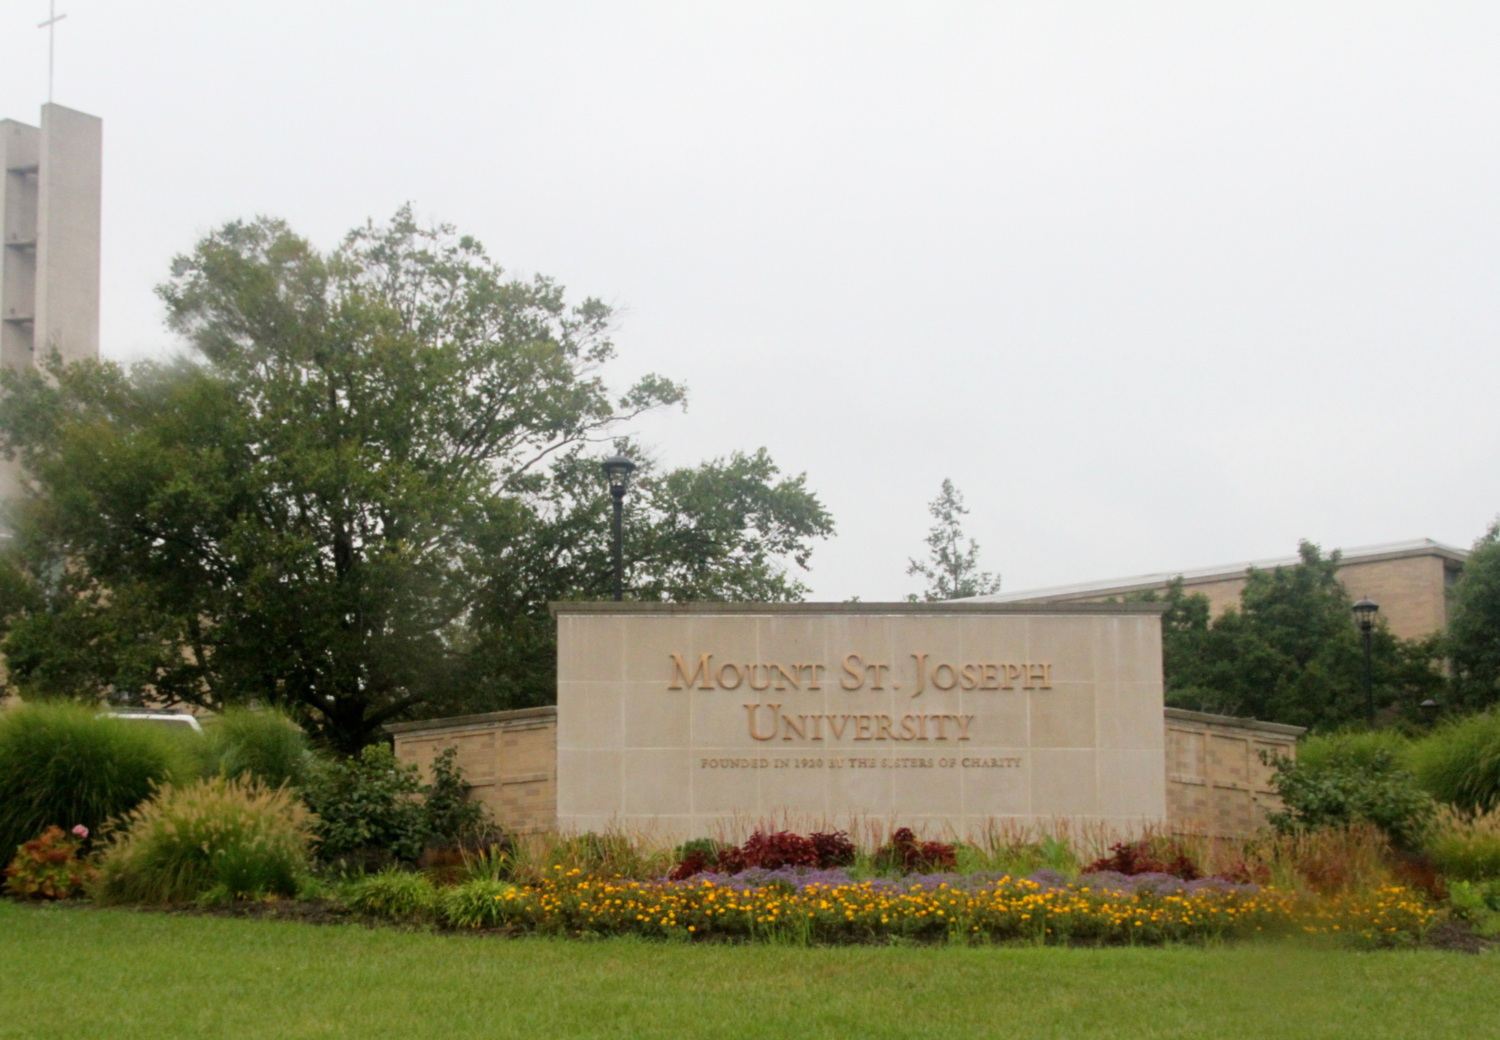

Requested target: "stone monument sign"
[{"left": 554, "top": 602, "right": 1167, "bottom": 840}]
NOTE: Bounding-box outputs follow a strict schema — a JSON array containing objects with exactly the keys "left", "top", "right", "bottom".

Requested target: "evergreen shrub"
[
  {"left": 0, "top": 702, "right": 198, "bottom": 855},
  {"left": 94, "top": 776, "right": 314, "bottom": 904}
]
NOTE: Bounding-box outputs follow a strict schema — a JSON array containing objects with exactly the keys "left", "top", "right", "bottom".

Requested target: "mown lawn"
[{"left": 1, "top": 901, "right": 1494, "bottom": 1039}]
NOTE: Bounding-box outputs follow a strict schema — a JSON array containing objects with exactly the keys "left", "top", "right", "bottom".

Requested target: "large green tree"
[
  {"left": 0, "top": 209, "right": 832, "bottom": 751},
  {"left": 1445, "top": 522, "right": 1500, "bottom": 713},
  {"left": 1141, "top": 542, "right": 1444, "bottom": 730}
]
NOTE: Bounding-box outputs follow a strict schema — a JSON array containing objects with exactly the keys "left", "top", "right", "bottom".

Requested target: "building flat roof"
[{"left": 965, "top": 538, "right": 1468, "bottom": 605}]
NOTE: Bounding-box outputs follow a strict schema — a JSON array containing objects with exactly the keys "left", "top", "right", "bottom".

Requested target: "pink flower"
[{"left": 71, "top": 825, "right": 89, "bottom": 839}]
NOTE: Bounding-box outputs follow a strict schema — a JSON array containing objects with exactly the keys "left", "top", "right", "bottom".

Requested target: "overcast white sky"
[{"left": 3, "top": 2, "right": 1497, "bottom": 601}]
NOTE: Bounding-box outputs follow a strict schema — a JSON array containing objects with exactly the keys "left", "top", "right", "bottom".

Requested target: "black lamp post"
[
  {"left": 1420, "top": 699, "right": 1442, "bottom": 726},
  {"left": 601, "top": 455, "right": 635, "bottom": 602},
  {"left": 1352, "top": 598, "right": 1379, "bottom": 728}
]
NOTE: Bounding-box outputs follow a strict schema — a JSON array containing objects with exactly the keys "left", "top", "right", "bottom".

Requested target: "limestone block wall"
[
  {"left": 1163, "top": 707, "right": 1302, "bottom": 838},
  {"left": 390, "top": 706, "right": 557, "bottom": 834},
  {"left": 391, "top": 704, "right": 1301, "bottom": 840}
]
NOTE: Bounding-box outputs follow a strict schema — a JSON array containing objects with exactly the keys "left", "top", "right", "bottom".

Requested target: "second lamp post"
[
  {"left": 601, "top": 455, "right": 636, "bottom": 601},
  {"left": 1352, "top": 598, "right": 1379, "bottom": 728}
]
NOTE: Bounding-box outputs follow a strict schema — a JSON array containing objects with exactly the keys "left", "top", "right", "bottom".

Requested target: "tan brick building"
[{"left": 968, "top": 538, "right": 1466, "bottom": 640}]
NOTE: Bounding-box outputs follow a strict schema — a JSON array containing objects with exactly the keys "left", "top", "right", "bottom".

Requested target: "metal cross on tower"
[{"left": 38, "top": 1, "right": 69, "bottom": 104}]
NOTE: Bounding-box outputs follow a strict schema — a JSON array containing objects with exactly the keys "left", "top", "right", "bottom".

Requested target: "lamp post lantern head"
[
  {"left": 1420, "top": 698, "right": 1442, "bottom": 723},
  {"left": 1352, "top": 598, "right": 1379, "bottom": 632},
  {"left": 602, "top": 455, "right": 636, "bottom": 493}
]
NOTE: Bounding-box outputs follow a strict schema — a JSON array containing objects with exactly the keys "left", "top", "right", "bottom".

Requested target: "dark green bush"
[
  {"left": 301, "top": 745, "right": 427, "bottom": 866},
  {"left": 1407, "top": 711, "right": 1500, "bottom": 813},
  {"left": 1266, "top": 748, "right": 1435, "bottom": 848},
  {"left": 203, "top": 708, "right": 313, "bottom": 788},
  {"left": 94, "top": 776, "right": 314, "bottom": 905},
  {"left": 0, "top": 702, "right": 198, "bottom": 855},
  {"left": 423, "top": 747, "right": 490, "bottom": 848}
]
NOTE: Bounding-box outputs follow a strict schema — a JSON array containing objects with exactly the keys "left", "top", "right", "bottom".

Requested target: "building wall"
[
  {"left": 34, "top": 104, "right": 102, "bottom": 366},
  {"left": 390, "top": 706, "right": 557, "bottom": 834},
  {"left": 1, "top": 104, "right": 101, "bottom": 510},
  {"left": 1163, "top": 707, "right": 1302, "bottom": 838},
  {"left": 1337, "top": 554, "right": 1452, "bottom": 639},
  {"left": 1000, "top": 546, "right": 1462, "bottom": 640}
]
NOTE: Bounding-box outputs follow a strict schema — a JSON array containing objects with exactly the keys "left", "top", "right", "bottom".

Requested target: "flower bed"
[{"left": 459, "top": 866, "right": 1436, "bottom": 947}]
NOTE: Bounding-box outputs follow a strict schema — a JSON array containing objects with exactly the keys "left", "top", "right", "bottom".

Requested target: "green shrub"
[
  {"left": 423, "top": 747, "right": 490, "bottom": 848},
  {"left": 94, "top": 776, "right": 314, "bottom": 905},
  {"left": 301, "top": 745, "right": 426, "bottom": 867},
  {"left": 203, "top": 708, "right": 313, "bottom": 788},
  {"left": 1446, "top": 880, "right": 1500, "bottom": 937},
  {"left": 1426, "top": 806, "right": 1500, "bottom": 881},
  {"left": 1266, "top": 748, "right": 1435, "bottom": 848},
  {"left": 439, "top": 878, "right": 518, "bottom": 928},
  {"left": 955, "top": 836, "right": 1078, "bottom": 877},
  {"left": 461, "top": 842, "right": 515, "bottom": 883},
  {"left": 0, "top": 702, "right": 199, "bottom": 855},
  {"left": 341, "top": 868, "right": 437, "bottom": 921},
  {"left": 545, "top": 831, "right": 668, "bottom": 879},
  {"left": 1296, "top": 729, "right": 1414, "bottom": 774},
  {"left": 1408, "top": 711, "right": 1500, "bottom": 812}
]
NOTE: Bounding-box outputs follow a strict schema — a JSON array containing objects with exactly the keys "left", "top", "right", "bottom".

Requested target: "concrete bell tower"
[{"left": 0, "top": 103, "right": 102, "bottom": 504}]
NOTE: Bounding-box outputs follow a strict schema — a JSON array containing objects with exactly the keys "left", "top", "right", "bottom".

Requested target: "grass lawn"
[{"left": 1, "top": 902, "right": 1495, "bottom": 1039}]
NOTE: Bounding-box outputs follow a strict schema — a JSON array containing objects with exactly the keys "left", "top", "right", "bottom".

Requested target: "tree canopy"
[
  {"left": 1141, "top": 541, "right": 1443, "bottom": 730},
  {"left": 0, "top": 208, "right": 833, "bottom": 751},
  {"left": 906, "top": 479, "right": 1000, "bottom": 601},
  {"left": 1445, "top": 522, "right": 1500, "bottom": 713}
]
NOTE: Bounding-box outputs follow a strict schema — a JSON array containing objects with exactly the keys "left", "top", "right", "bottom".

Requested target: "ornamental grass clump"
[
  {"left": 438, "top": 878, "right": 519, "bottom": 929},
  {"left": 1296, "top": 729, "right": 1415, "bottom": 774},
  {"left": 0, "top": 702, "right": 199, "bottom": 855},
  {"left": 202, "top": 708, "right": 314, "bottom": 789},
  {"left": 1234, "top": 823, "right": 1397, "bottom": 895},
  {"left": 342, "top": 868, "right": 438, "bottom": 922},
  {"left": 94, "top": 776, "right": 314, "bottom": 905},
  {"left": 1408, "top": 710, "right": 1500, "bottom": 813},
  {"left": 1425, "top": 805, "right": 1500, "bottom": 881}
]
